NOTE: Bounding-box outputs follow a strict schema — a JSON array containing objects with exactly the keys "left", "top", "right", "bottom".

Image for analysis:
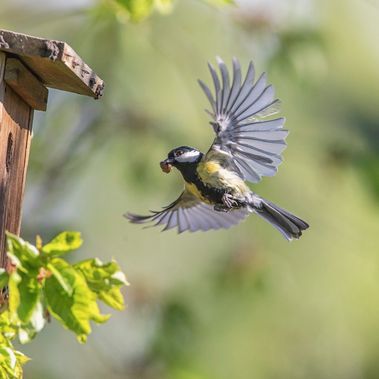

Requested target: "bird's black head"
[{"left": 160, "top": 146, "right": 203, "bottom": 173}]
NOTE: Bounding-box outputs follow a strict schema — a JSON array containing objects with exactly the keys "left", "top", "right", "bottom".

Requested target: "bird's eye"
[{"left": 175, "top": 150, "right": 183, "bottom": 157}]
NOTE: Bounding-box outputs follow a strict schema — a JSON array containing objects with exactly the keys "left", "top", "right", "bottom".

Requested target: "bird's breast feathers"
[
  {"left": 185, "top": 182, "right": 212, "bottom": 204},
  {"left": 186, "top": 160, "right": 250, "bottom": 203},
  {"left": 197, "top": 160, "right": 246, "bottom": 188}
]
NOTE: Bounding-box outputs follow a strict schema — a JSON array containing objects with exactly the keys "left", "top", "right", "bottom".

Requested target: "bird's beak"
[{"left": 160, "top": 158, "right": 174, "bottom": 174}]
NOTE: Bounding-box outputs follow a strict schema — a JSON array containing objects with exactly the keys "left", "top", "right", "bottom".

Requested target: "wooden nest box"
[{"left": 0, "top": 29, "right": 104, "bottom": 266}]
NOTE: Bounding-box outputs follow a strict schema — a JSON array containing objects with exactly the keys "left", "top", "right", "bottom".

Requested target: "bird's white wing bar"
[
  {"left": 125, "top": 190, "right": 249, "bottom": 233},
  {"left": 198, "top": 57, "right": 288, "bottom": 183}
]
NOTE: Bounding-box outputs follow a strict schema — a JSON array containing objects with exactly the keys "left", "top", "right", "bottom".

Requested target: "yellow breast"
[
  {"left": 185, "top": 182, "right": 211, "bottom": 204},
  {"left": 197, "top": 159, "right": 249, "bottom": 196},
  {"left": 201, "top": 161, "right": 220, "bottom": 175},
  {"left": 197, "top": 161, "right": 222, "bottom": 188}
]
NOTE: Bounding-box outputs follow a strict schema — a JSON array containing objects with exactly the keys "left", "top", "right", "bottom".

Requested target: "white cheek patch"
[{"left": 175, "top": 151, "right": 200, "bottom": 163}]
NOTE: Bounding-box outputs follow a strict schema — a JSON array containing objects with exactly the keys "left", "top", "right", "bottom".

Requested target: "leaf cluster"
[
  {"left": 0, "top": 232, "right": 128, "bottom": 378},
  {"left": 96, "top": 0, "right": 233, "bottom": 23}
]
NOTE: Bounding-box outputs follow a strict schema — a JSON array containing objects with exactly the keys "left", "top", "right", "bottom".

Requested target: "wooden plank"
[
  {"left": 0, "top": 29, "right": 104, "bottom": 99},
  {"left": 0, "top": 51, "right": 33, "bottom": 267},
  {"left": 0, "top": 53, "right": 5, "bottom": 120},
  {"left": 5, "top": 58, "right": 48, "bottom": 111}
]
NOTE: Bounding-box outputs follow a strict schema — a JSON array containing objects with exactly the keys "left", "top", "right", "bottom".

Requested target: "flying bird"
[{"left": 126, "top": 58, "right": 309, "bottom": 240}]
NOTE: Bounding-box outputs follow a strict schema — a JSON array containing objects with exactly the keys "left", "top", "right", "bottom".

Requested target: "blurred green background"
[{"left": 2, "top": 0, "right": 379, "bottom": 378}]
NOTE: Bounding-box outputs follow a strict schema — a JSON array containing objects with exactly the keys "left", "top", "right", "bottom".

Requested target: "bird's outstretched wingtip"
[
  {"left": 123, "top": 212, "right": 152, "bottom": 224},
  {"left": 215, "top": 55, "right": 224, "bottom": 65}
]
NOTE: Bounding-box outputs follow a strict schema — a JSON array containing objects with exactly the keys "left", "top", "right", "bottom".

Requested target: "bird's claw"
[
  {"left": 215, "top": 193, "right": 241, "bottom": 212},
  {"left": 223, "top": 193, "right": 239, "bottom": 207}
]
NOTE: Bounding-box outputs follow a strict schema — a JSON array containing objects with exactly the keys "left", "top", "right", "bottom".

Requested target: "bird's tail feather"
[{"left": 253, "top": 197, "right": 309, "bottom": 240}]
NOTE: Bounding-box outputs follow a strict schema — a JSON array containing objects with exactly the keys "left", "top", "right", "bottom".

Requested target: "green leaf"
[
  {"left": 116, "top": 0, "right": 154, "bottom": 21},
  {"left": 0, "top": 347, "right": 16, "bottom": 370},
  {"left": 8, "top": 272, "right": 21, "bottom": 321},
  {"left": 13, "top": 351, "right": 29, "bottom": 366},
  {"left": 44, "top": 258, "right": 110, "bottom": 343},
  {"left": 6, "top": 233, "right": 40, "bottom": 273},
  {"left": 4, "top": 233, "right": 46, "bottom": 345},
  {"left": 0, "top": 270, "right": 8, "bottom": 289},
  {"left": 41, "top": 232, "right": 82, "bottom": 257},
  {"left": 46, "top": 263, "right": 73, "bottom": 295},
  {"left": 8, "top": 271, "right": 40, "bottom": 324},
  {"left": 18, "top": 302, "right": 46, "bottom": 344},
  {"left": 98, "top": 287, "right": 125, "bottom": 310},
  {"left": 74, "top": 258, "right": 128, "bottom": 310},
  {"left": 0, "top": 344, "right": 29, "bottom": 379},
  {"left": 0, "top": 348, "right": 27, "bottom": 378},
  {"left": 0, "top": 312, "right": 17, "bottom": 341}
]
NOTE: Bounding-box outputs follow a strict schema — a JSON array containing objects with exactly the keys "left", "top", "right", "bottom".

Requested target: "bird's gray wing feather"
[
  {"left": 198, "top": 57, "right": 288, "bottom": 183},
  {"left": 125, "top": 190, "right": 249, "bottom": 233}
]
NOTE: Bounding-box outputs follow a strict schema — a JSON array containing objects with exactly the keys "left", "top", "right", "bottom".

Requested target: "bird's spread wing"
[
  {"left": 198, "top": 57, "right": 288, "bottom": 183},
  {"left": 125, "top": 190, "right": 249, "bottom": 233}
]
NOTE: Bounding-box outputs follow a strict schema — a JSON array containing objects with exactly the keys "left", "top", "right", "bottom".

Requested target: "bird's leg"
[
  {"left": 214, "top": 193, "right": 240, "bottom": 212},
  {"left": 223, "top": 193, "right": 240, "bottom": 208}
]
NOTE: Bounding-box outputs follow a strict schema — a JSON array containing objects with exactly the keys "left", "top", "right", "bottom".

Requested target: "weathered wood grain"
[
  {"left": 5, "top": 58, "right": 48, "bottom": 111},
  {"left": 0, "top": 30, "right": 105, "bottom": 267},
  {"left": 0, "top": 29, "right": 104, "bottom": 99},
  {"left": 0, "top": 52, "right": 33, "bottom": 267}
]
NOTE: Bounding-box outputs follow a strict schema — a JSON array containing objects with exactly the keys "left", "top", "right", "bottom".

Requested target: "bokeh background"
[{"left": 2, "top": 0, "right": 379, "bottom": 378}]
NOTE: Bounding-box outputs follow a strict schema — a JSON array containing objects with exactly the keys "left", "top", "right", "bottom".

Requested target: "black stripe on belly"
[
  {"left": 194, "top": 177, "right": 225, "bottom": 203},
  {"left": 177, "top": 163, "right": 225, "bottom": 203}
]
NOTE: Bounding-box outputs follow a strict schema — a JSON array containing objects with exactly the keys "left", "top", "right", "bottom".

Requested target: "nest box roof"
[{"left": 0, "top": 29, "right": 104, "bottom": 99}]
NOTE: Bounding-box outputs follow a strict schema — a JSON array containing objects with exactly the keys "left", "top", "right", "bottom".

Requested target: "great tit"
[{"left": 126, "top": 58, "right": 309, "bottom": 240}]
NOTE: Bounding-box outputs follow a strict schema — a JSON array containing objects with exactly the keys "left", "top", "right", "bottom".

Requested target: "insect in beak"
[{"left": 160, "top": 158, "right": 174, "bottom": 173}]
